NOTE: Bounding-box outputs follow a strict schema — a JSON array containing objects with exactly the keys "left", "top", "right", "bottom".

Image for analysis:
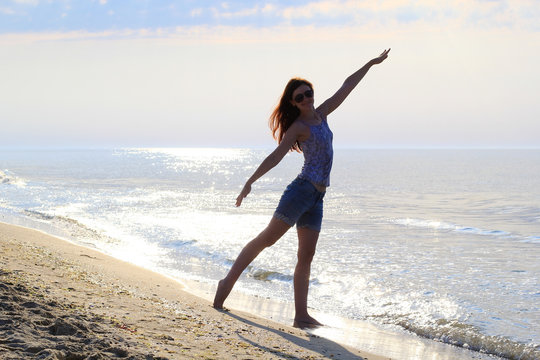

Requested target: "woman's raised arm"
[{"left": 317, "top": 49, "right": 390, "bottom": 117}]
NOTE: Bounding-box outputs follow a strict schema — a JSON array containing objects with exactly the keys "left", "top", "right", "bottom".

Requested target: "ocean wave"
[
  {"left": 24, "top": 209, "right": 55, "bottom": 221},
  {"left": 21, "top": 209, "right": 117, "bottom": 246},
  {"left": 521, "top": 236, "right": 540, "bottom": 244},
  {"left": 245, "top": 267, "right": 322, "bottom": 285},
  {"left": 0, "top": 170, "right": 27, "bottom": 188},
  {"left": 247, "top": 268, "right": 294, "bottom": 283},
  {"left": 392, "top": 218, "right": 530, "bottom": 240},
  {"left": 366, "top": 312, "right": 540, "bottom": 360},
  {"left": 162, "top": 239, "right": 198, "bottom": 248}
]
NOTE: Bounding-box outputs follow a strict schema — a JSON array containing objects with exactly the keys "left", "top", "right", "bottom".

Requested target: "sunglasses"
[{"left": 293, "top": 89, "right": 314, "bottom": 103}]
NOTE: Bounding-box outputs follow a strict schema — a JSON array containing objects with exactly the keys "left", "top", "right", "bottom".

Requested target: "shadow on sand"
[{"left": 220, "top": 310, "right": 367, "bottom": 360}]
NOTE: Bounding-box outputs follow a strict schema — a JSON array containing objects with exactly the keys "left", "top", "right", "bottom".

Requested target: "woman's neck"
[{"left": 297, "top": 106, "right": 320, "bottom": 124}]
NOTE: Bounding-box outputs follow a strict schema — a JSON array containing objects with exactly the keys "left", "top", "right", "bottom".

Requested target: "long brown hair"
[{"left": 269, "top": 78, "right": 313, "bottom": 152}]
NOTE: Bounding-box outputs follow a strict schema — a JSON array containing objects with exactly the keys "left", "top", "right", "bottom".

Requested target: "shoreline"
[
  {"left": 0, "top": 221, "right": 385, "bottom": 359},
  {"left": 0, "top": 220, "right": 502, "bottom": 359},
  {"left": 0, "top": 221, "right": 502, "bottom": 360}
]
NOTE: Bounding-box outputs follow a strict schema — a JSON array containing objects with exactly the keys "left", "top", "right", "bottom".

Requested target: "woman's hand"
[
  {"left": 370, "top": 48, "right": 391, "bottom": 65},
  {"left": 235, "top": 183, "right": 252, "bottom": 207}
]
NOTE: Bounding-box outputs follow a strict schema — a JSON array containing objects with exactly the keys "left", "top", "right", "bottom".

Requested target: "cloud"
[
  {"left": 11, "top": 0, "right": 39, "bottom": 4},
  {"left": 190, "top": 8, "right": 203, "bottom": 17},
  {"left": 281, "top": 0, "right": 361, "bottom": 20},
  {"left": 0, "top": 29, "right": 138, "bottom": 44},
  {"left": 0, "top": 7, "right": 16, "bottom": 15},
  {"left": 0, "top": 23, "right": 399, "bottom": 46},
  {"left": 210, "top": 4, "right": 262, "bottom": 19},
  {"left": 208, "top": 0, "right": 540, "bottom": 31},
  {"left": 153, "top": 0, "right": 537, "bottom": 34},
  {"left": 277, "top": 0, "right": 534, "bottom": 27},
  {"left": 1, "top": 0, "right": 539, "bottom": 36}
]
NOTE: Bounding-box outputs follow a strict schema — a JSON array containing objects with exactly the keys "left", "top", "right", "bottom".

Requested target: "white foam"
[
  {"left": 0, "top": 169, "right": 27, "bottom": 188},
  {"left": 521, "top": 236, "right": 540, "bottom": 244},
  {"left": 393, "top": 217, "right": 512, "bottom": 238}
]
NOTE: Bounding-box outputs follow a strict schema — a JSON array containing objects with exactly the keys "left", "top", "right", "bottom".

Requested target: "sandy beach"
[{"left": 0, "top": 222, "right": 387, "bottom": 359}]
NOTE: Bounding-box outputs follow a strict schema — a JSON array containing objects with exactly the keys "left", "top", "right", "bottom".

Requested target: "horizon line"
[{"left": 2, "top": 146, "right": 540, "bottom": 151}]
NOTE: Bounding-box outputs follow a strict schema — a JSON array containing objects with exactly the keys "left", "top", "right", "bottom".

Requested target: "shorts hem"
[
  {"left": 296, "top": 223, "right": 321, "bottom": 232},
  {"left": 273, "top": 211, "right": 295, "bottom": 227}
]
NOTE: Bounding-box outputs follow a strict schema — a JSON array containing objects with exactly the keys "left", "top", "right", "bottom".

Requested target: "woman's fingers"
[
  {"left": 379, "top": 48, "right": 391, "bottom": 58},
  {"left": 374, "top": 48, "right": 391, "bottom": 64},
  {"left": 235, "top": 196, "right": 243, "bottom": 207},
  {"left": 235, "top": 192, "right": 245, "bottom": 207}
]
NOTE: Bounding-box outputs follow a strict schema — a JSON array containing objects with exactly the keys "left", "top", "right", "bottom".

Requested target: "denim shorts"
[{"left": 273, "top": 177, "right": 326, "bottom": 232}]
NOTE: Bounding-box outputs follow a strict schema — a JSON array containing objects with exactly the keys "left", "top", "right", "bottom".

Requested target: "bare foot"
[
  {"left": 213, "top": 279, "right": 232, "bottom": 309},
  {"left": 293, "top": 315, "right": 323, "bottom": 329}
]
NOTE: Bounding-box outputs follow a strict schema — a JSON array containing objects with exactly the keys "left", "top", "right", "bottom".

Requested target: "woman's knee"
[
  {"left": 297, "top": 248, "right": 316, "bottom": 263},
  {"left": 297, "top": 227, "right": 319, "bottom": 263}
]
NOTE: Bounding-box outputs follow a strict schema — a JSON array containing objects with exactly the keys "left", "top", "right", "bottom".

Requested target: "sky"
[{"left": 1, "top": 0, "right": 539, "bottom": 149}]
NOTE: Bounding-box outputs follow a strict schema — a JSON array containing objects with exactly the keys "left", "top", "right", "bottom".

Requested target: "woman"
[{"left": 214, "top": 49, "right": 391, "bottom": 328}]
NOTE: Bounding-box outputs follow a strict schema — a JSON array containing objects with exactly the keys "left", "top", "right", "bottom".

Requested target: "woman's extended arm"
[
  {"left": 317, "top": 49, "right": 390, "bottom": 117},
  {"left": 235, "top": 124, "right": 302, "bottom": 207}
]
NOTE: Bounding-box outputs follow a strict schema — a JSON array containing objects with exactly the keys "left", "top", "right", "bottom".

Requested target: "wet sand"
[{"left": 0, "top": 222, "right": 387, "bottom": 359}]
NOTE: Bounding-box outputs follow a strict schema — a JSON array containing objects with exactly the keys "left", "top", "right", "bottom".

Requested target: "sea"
[{"left": 1, "top": 148, "right": 539, "bottom": 360}]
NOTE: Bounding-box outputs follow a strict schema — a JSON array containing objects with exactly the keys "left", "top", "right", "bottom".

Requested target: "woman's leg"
[
  {"left": 293, "top": 226, "right": 322, "bottom": 328},
  {"left": 213, "top": 216, "right": 291, "bottom": 309}
]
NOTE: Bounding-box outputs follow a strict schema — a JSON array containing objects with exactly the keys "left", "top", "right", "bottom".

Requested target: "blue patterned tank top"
[{"left": 298, "top": 112, "right": 334, "bottom": 187}]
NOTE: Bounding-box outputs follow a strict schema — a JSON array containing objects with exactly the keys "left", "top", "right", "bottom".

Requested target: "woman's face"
[{"left": 291, "top": 84, "right": 314, "bottom": 111}]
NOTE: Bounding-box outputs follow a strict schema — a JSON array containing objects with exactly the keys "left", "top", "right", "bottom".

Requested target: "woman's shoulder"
[
  {"left": 289, "top": 119, "right": 311, "bottom": 141},
  {"left": 316, "top": 111, "right": 328, "bottom": 125},
  {"left": 315, "top": 105, "right": 329, "bottom": 121},
  {"left": 291, "top": 118, "right": 311, "bottom": 129}
]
